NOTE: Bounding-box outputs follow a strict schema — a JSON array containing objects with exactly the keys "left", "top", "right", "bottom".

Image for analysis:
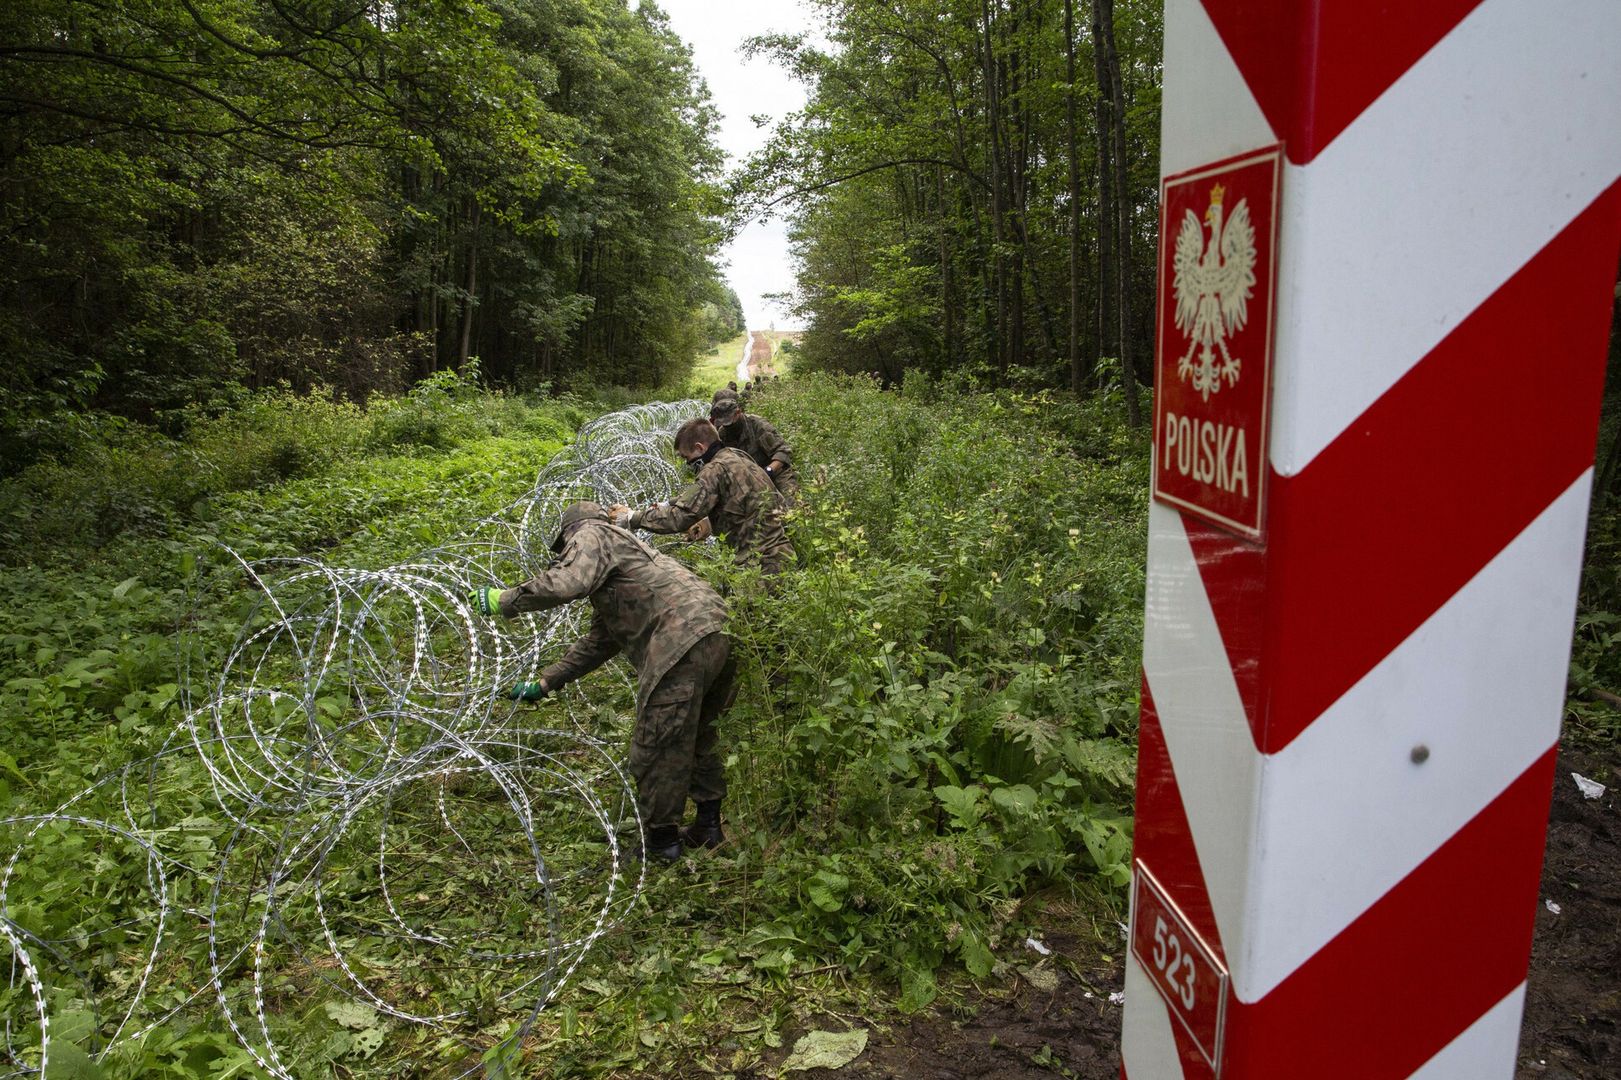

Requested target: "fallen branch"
[{"left": 1586, "top": 686, "right": 1621, "bottom": 710}]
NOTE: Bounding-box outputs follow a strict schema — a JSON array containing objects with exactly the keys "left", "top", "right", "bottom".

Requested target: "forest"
[
  {"left": 1, "top": 0, "right": 744, "bottom": 450},
  {"left": 742, "top": 0, "right": 1162, "bottom": 424},
  {"left": 0, "top": 1, "right": 1618, "bottom": 1078}
]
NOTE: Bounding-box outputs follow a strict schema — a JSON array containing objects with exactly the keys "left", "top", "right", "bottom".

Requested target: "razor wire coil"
[{"left": 0, "top": 399, "right": 709, "bottom": 1078}]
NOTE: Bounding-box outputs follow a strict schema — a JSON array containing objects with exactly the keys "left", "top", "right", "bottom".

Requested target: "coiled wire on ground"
[{"left": 0, "top": 399, "right": 706, "bottom": 1078}]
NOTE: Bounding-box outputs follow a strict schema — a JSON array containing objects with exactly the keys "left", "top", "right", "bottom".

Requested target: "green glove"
[
  {"left": 469, "top": 588, "right": 504, "bottom": 617},
  {"left": 507, "top": 680, "right": 549, "bottom": 702}
]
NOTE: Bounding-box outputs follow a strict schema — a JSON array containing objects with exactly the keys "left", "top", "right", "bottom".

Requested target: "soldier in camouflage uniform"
[
  {"left": 612, "top": 418, "right": 795, "bottom": 576},
  {"left": 710, "top": 389, "right": 799, "bottom": 505},
  {"left": 468, "top": 501, "right": 735, "bottom": 860}
]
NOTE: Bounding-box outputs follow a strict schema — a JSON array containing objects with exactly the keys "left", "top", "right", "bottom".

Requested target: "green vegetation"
[
  {"left": 0, "top": 347, "right": 1616, "bottom": 1076},
  {"left": 688, "top": 333, "right": 750, "bottom": 397},
  {"left": 0, "top": 0, "right": 740, "bottom": 450},
  {"left": 740, "top": 0, "right": 1163, "bottom": 400},
  {"left": 1567, "top": 331, "right": 1621, "bottom": 743},
  {"left": 0, "top": 372, "right": 1145, "bottom": 1076}
]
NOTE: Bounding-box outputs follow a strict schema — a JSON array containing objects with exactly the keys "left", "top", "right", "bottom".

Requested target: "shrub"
[
  {"left": 185, "top": 389, "right": 368, "bottom": 487},
  {"left": 0, "top": 366, "right": 580, "bottom": 561},
  {"left": 697, "top": 373, "right": 1147, "bottom": 996}
]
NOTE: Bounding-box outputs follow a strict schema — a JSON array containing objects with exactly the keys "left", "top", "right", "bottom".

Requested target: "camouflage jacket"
[
  {"left": 498, "top": 519, "right": 727, "bottom": 715},
  {"left": 719, "top": 413, "right": 795, "bottom": 490},
  {"left": 632, "top": 447, "right": 794, "bottom": 569}
]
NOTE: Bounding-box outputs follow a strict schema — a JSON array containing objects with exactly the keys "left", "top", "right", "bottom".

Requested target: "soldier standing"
[
  {"left": 612, "top": 418, "right": 795, "bottom": 576},
  {"left": 710, "top": 389, "right": 800, "bottom": 505},
  {"left": 469, "top": 501, "right": 734, "bottom": 861}
]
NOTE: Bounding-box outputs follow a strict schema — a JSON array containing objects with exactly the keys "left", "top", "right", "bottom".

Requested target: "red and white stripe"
[{"left": 1125, "top": 1, "right": 1621, "bottom": 1076}]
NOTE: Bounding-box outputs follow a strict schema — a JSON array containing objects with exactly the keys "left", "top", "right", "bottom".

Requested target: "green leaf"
[
  {"left": 0, "top": 750, "right": 29, "bottom": 786},
  {"left": 324, "top": 1000, "right": 379, "bottom": 1031},
  {"left": 350, "top": 1024, "right": 385, "bottom": 1059},
  {"left": 805, "top": 870, "right": 849, "bottom": 912},
  {"left": 899, "top": 957, "right": 938, "bottom": 1012},
  {"left": 989, "top": 783, "right": 1038, "bottom": 817},
  {"left": 959, "top": 931, "right": 994, "bottom": 979},
  {"left": 50, "top": 1009, "right": 96, "bottom": 1045},
  {"left": 42, "top": 1040, "right": 102, "bottom": 1079},
  {"left": 933, "top": 784, "right": 984, "bottom": 827}
]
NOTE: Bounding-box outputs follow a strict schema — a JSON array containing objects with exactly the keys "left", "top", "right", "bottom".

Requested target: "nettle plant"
[{"left": 712, "top": 375, "right": 1145, "bottom": 999}]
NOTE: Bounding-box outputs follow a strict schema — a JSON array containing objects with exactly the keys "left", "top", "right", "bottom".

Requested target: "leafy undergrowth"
[
  {"left": 1567, "top": 430, "right": 1621, "bottom": 744},
  {"left": 0, "top": 371, "right": 1148, "bottom": 1077}
]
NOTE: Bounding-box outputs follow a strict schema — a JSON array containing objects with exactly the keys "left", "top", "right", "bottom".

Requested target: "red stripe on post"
[
  {"left": 1188, "top": 178, "right": 1621, "bottom": 753},
  {"left": 1199, "top": 0, "right": 1486, "bottom": 164},
  {"left": 1223, "top": 745, "right": 1558, "bottom": 1077},
  {"left": 1134, "top": 679, "right": 1234, "bottom": 1077},
  {"left": 1134, "top": 677, "right": 1229, "bottom": 968}
]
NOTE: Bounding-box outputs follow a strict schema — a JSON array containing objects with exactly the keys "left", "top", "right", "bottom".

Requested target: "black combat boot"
[
  {"left": 639, "top": 823, "right": 683, "bottom": 864},
  {"left": 679, "top": 800, "right": 725, "bottom": 850}
]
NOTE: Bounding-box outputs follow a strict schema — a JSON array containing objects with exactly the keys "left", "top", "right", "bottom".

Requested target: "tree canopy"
[
  {"left": 0, "top": 0, "right": 731, "bottom": 452},
  {"left": 737, "top": 0, "right": 1162, "bottom": 402}
]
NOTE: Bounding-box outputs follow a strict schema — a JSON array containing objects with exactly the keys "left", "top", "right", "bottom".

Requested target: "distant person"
[
  {"left": 710, "top": 390, "right": 799, "bottom": 505},
  {"left": 612, "top": 419, "right": 795, "bottom": 576},
  {"left": 469, "top": 501, "right": 734, "bottom": 860}
]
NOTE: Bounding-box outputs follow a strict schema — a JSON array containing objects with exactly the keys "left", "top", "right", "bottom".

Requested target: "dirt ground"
[
  {"left": 1517, "top": 744, "right": 1621, "bottom": 1078},
  {"left": 771, "top": 741, "right": 1620, "bottom": 1080}
]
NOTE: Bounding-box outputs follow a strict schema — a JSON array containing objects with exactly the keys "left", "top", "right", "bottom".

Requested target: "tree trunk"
[
  {"left": 457, "top": 199, "right": 480, "bottom": 370},
  {"left": 1092, "top": 0, "right": 1140, "bottom": 427},
  {"left": 982, "top": 0, "right": 1009, "bottom": 379},
  {"left": 1089, "top": 0, "right": 1114, "bottom": 393},
  {"left": 936, "top": 164, "right": 958, "bottom": 370},
  {"left": 1007, "top": 2, "right": 1028, "bottom": 372},
  {"left": 1064, "top": 0, "right": 1085, "bottom": 393}
]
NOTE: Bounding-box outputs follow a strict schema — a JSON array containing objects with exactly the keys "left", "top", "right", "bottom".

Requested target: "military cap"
[
  {"left": 710, "top": 388, "right": 741, "bottom": 421},
  {"left": 551, "top": 500, "right": 606, "bottom": 553}
]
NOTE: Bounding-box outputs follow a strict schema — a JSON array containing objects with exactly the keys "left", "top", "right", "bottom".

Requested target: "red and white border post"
[{"left": 1123, "top": 1, "right": 1621, "bottom": 1077}]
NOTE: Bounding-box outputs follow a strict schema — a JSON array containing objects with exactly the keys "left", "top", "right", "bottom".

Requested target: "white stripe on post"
[
  {"left": 1141, "top": 502, "right": 1259, "bottom": 969},
  {"left": 1270, "top": 0, "right": 1621, "bottom": 474},
  {"left": 1122, "top": 952, "right": 1188, "bottom": 1076},
  {"left": 1124, "top": 0, "right": 1621, "bottom": 1075},
  {"left": 1407, "top": 984, "right": 1527, "bottom": 1080},
  {"left": 1159, "top": 0, "right": 1274, "bottom": 177},
  {"left": 1243, "top": 473, "right": 1592, "bottom": 999}
]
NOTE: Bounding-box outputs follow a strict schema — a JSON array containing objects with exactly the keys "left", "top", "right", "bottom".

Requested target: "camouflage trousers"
[{"left": 630, "top": 632, "right": 736, "bottom": 828}]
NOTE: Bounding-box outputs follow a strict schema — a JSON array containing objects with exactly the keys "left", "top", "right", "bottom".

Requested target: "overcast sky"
[{"left": 649, "top": 0, "right": 817, "bottom": 329}]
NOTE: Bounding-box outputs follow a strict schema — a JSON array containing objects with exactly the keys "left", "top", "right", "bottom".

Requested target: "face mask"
[{"left": 686, "top": 442, "right": 721, "bottom": 472}]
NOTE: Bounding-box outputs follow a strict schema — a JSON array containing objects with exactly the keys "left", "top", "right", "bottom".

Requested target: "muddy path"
[
  {"left": 741, "top": 330, "right": 777, "bottom": 382},
  {"left": 738, "top": 332, "right": 754, "bottom": 385}
]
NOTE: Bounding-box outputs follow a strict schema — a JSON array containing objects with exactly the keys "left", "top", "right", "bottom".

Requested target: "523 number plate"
[{"left": 1130, "top": 860, "right": 1229, "bottom": 1073}]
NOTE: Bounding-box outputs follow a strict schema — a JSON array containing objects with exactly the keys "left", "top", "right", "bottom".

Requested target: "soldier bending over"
[
  {"left": 469, "top": 501, "right": 734, "bottom": 861},
  {"left": 612, "top": 419, "right": 795, "bottom": 576}
]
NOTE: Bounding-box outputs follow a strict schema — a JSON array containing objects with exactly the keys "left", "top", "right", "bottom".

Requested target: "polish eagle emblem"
[{"left": 1172, "top": 182, "right": 1257, "bottom": 401}]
